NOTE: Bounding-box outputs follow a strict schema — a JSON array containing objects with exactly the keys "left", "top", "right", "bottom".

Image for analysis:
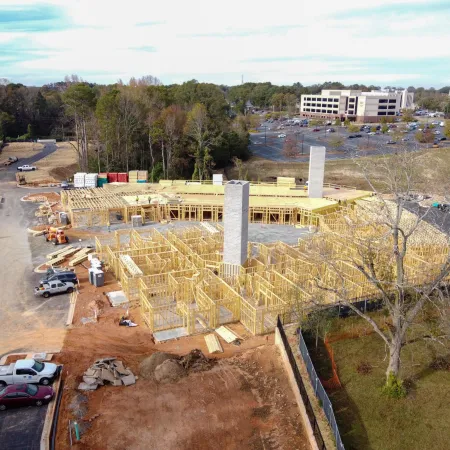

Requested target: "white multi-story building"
[{"left": 300, "top": 89, "right": 414, "bottom": 123}]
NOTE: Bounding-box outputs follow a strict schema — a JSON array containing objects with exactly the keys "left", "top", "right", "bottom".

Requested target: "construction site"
[
  {"left": 61, "top": 147, "right": 447, "bottom": 340},
  {"left": 3, "top": 141, "right": 450, "bottom": 450}
]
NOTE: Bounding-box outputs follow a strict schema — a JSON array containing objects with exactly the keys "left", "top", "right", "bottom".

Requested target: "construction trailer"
[{"left": 95, "top": 200, "right": 449, "bottom": 337}]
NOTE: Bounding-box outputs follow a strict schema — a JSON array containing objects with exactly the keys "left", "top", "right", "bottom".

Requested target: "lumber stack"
[
  {"left": 47, "top": 245, "right": 74, "bottom": 259},
  {"left": 69, "top": 248, "right": 94, "bottom": 267}
]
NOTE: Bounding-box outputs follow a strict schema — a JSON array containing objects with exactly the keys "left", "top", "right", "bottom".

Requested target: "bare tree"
[
  {"left": 162, "top": 105, "right": 185, "bottom": 179},
  {"left": 304, "top": 147, "right": 450, "bottom": 393},
  {"left": 118, "top": 90, "right": 142, "bottom": 172},
  {"left": 185, "top": 103, "right": 214, "bottom": 180},
  {"left": 282, "top": 138, "right": 300, "bottom": 159},
  {"left": 62, "top": 83, "right": 96, "bottom": 171}
]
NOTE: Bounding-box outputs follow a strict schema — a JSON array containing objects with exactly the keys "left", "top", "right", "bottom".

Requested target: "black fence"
[
  {"left": 298, "top": 330, "right": 345, "bottom": 450},
  {"left": 276, "top": 316, "right": 327, "bottom": 450}
]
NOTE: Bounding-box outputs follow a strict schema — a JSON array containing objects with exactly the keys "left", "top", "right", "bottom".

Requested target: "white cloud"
[{"left": 0, "top": 0, "right": 449, "bottom": 86}]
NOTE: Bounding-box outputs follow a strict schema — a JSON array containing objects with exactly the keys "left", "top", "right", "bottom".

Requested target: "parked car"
[
  {"left": 402, "top": 137, "right": 409, "bottom": 141},
  {"left": 440, "top": 137, "right": 447, "bottom": 141},
  {"left": 61, "top": 180, "right": 69, "bottom": 190},
  {"left": 367, "top": 132, "right": 376, "bottom": 135},
  {"left": 39, "top": 271, "right": 78, "bottom": 285},
  {"left": 3, "top": 156, "right": 18, "bottom": 166},
  {"left": 45, "top": 267, "right": 75, "bottom": 277},
  {"left": 347, "top": 135, "right": 356, "bottom": 139},
  {"left": 0, "top": 384, "right": 54, "bottom": 411},
  {"left": 312, "top": 128, "right": 320, "bottom": 132},
  {"left": 354, "top": 134, "right": 362, "bottom": 138},
  {"left": 0, "top": 359, "right": 60, "bottom": 387},
  {"left": 326, "top": 128, "right": 335, "bottom": 133},
  {"left": 387, "top": 140, "right": 397, "bottom": 144},
  {"left": 277, "top": 134, "right": 286, "bottom": 138},
  {"left": 434, "top": 131, "right": 441, "bottom": 135},
  {"left": 34, "top": 281, "right": 75, "bottom": 298},
  {"left": 17, "top": 165, "right": 36, "bottom": 172}
]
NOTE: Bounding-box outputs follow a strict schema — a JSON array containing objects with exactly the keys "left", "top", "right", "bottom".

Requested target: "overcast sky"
[{"left": 1, "top": 0, "right": 449, "bottom": 87}]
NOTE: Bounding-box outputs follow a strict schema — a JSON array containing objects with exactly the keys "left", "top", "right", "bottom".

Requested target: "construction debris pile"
[{"left": 78, "top": 357, "right": 136, "bottom": 391}]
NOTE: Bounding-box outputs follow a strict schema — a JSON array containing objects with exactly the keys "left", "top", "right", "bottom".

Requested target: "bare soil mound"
[
  {"left": 154, "top": 359, "right": 186, "bottom": 383},
  {"left": 139, "top": 352, "right": 178, "bottom": 380}
]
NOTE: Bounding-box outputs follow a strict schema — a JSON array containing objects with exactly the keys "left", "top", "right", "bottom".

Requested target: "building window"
[
  {"left": 379, "top": 106, "right": 387, "bottom": 110},
  {"left": 334, "top": 98, "right": 339, "bottom": 102},
  {"left": 388, "top": 99, "right": 397, "bottom": 104},
  {"left": 327, "top": 98, "right": 333, "bottom": 102},
  {"left": 305, "top": 108, "right": 310, "bottom": 112},
  {"left": 379, "top": 99, "right": 388, "bottom": 104},
  {"left": 321, "top": 109, "right": 327, "bottom": 113},
  {"left": 387, "top": 111, "right": 395, "bottom": 115},
  {"left": 349, "top": 98, "right": 355, "bottom": 103},
  {"left": 388, "top": 105, "right": 396, "bottom": 109},
  {"left": 378, "top": 112, "right": 387, "bottom": 115},
  {"left": 327, "top": 110, "right": 332, "bottom": 114}
]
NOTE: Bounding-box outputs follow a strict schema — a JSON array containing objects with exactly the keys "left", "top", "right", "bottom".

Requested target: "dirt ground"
[
  {"left": 55, "top": 267, "right": 309, "bottom": 450},
  {"left": 23, "top": 192, "right": 61, "bottom": 203},
  {"left": 23, "top": 142, "right": 78, "bottom": 184},
  {"left": 0, "top": 142, "right": 44, "bottom": 164}
]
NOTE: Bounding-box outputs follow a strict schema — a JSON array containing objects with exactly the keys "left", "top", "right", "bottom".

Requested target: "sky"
[{"left": 0, "top": 0, "right": 449, "bottom": 88}]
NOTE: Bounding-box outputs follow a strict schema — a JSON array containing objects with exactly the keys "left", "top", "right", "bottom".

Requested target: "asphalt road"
[
  {"left": 5, "top": 142, "right": 58, "bottom": 173},
  {"left": 0, "top": 404, "right": 47, "bottom": 450},
  {"left": 250, "top": 122, "right": 448, "bottom": 162}
]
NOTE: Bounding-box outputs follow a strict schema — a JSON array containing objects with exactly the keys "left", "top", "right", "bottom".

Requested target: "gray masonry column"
[
  {"left": 308, "top": 146, "right": 326, "bottom": 198},
  {"left": 223, "top": 180, "right": 250, "bottom": 269}
]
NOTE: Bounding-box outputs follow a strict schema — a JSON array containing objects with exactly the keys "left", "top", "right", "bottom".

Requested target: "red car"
[
  {"left": 0, "top": 384, "right": 54, "bottom": 411},
  {"left": 312, "top": 128, "right": 320, "bottom": 132}
]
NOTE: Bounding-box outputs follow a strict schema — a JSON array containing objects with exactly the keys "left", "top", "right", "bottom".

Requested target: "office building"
[{"left": 300, "top": 89, "right": 414, "bottom": 123}]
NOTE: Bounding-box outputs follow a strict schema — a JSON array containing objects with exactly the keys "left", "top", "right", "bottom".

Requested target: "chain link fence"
[{"left": 298, "top": 330, "right": 345, "bottom": 450}]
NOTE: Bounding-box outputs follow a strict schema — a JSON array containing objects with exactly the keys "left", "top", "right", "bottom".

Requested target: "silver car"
[{"left": 34, "top": 281, "right": 75, "bottom": 298}]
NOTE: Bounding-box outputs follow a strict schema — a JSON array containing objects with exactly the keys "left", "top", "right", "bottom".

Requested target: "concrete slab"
[
  {"left": 106, "top": 291, "right": 129, "bottom": 307},
  {"left": 121, "top": 374, "right": 136, "bottom": 386},
  {"left": 78, "top": 382, "right": 98, "bottom": 391},
  {"left": 153, "top": 327, "right": 188, "bottom": 342}
]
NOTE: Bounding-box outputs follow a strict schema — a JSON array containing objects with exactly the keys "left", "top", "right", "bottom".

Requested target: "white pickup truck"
[
  {"left": 0, "top": 359, "right": 60, "bottom": 386},
  {"left": 17, "top": 164, "right": 36, "bottom": 172}
]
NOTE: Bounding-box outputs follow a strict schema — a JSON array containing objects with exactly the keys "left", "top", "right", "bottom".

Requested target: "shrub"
[
  {"left": 382, "top": 372, "right": 407, "bottom": 399},
  {"left": 429, "top": 356, "right": 450, "bottom": 371},
  {"left": 356, "top": 361, "right": 372, "bottom": 375}
]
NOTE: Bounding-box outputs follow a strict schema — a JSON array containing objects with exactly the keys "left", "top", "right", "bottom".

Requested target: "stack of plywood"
[{"left": 129, "top": 170, "right": 138, "bottom": 183}]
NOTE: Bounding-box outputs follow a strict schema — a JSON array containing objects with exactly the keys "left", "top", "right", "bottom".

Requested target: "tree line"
[
  {"left": 0, "top": 76, "right": 250, "bottom": 180},
  {"left": 1, "top": 76, "right": 449, "bottom": 179}
]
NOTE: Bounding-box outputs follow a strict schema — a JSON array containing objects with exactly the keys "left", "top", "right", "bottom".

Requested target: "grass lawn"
[
  {"left": 227, "top": 145, "right": 450, "bottom": 194},
  {"left": 308, "top": 317, "right": 450, "bottom": 450}
]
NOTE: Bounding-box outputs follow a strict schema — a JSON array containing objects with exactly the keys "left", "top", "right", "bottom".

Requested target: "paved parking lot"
[
  {"left": 0, "top": 404, "right": 47, "bottom": 450},
  {"left": 250, "top": 121, "right": 448, "bottom": 162}
]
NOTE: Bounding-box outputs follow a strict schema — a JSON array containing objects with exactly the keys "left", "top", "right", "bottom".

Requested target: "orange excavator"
[{"left": 44, "top": 227, "right": 69, "bottom": 245}]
